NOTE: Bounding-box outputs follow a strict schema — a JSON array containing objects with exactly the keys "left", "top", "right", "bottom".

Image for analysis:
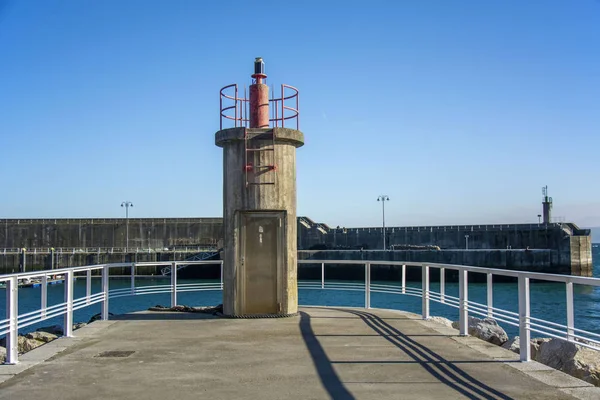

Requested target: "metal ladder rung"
[
  {"left": 245, "top": 128, "right": 277, "bottom": 187},
  {"left": 246, "top": 148, "right": 274, "bottom": 152}
]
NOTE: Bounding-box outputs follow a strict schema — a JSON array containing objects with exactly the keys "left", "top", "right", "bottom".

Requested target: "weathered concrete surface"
[
  {"left": 216, "top": 127, "right": 304, "bottom": 316},
  {"left": 299, "top": 222, "right": 593, "bottom": 276},
  {"left": 1, "top": 307, "right": 596, "bottom": 400},
  {"left": 0, "top": 218, "right": 592, "bottom": 275},
  {"left": 298, "top": 248, "right": 592, "bottom": 277},
  {"left": 300, "top": 221, "right": 590, "bottom": 252},
  {"left": 0, "top": 218, "right": 222, "bottom": 249},
  {"left": 0, "top": 250, "right": 220, "bottom": 276}
]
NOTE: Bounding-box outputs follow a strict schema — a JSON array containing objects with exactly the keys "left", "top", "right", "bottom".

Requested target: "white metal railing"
[
  {"left": 297, "top": 260, "right": 600, "bottom": 363},
  {"left": 0, "top": 260, "right": 223, "bottom": 365},
  {"left": 2, "top": 259, "right": 599, "bottom": 366}
]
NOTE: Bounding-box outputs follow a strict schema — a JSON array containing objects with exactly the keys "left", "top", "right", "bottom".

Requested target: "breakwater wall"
[
  {"left": 0, "top": 247, "right": 591, "bottom": 279},
  {"left": 298, "top": 219, "right": 593, "bottom": 276},
  {"left": 0, "top": 250, "right": 220, "bottom": 276},
  {"left": 297, "top": 249, "right": 590, "bottom": 280},
  {"left": 299, "top": 219, "right": 589, "bottom": 251},
  {"left": 0, "top": 218, "right": 222, "bottom": 249},
  {"left": 0, "top": 217, "right": 592, "bottom": 275}
]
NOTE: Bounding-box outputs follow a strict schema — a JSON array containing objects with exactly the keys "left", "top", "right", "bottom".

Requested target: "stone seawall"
[
  {"left": 0, "top": 218, "right": 222, "bottom": 249},
  {"left": 0, "top": 248, "right": 590, "bottom": 278},
  {"left": 0, "top": 250, "right": 220, "bottom": 276},
  {"left": 297, "top": 249, "right": 589, "bottom": 280},
  {"left": 0, "top": 218, "right": 592, "bottom": 276}
]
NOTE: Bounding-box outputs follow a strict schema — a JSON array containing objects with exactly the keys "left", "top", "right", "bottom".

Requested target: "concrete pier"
[{"left": 1, "top": 307, "right": 598, "bottom": 399}]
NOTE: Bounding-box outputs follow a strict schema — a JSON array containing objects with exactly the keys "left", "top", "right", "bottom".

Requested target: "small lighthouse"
[
  {"left": 542, "top": 186, "right": 553, "bottom": 224},
  {"left": 216, "top": 58, "right": 304, "bottom": 317}
]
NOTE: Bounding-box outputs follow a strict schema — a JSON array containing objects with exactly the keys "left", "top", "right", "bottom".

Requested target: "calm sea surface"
[{"left": 2, "top": 245, "right": 599, "bottom": 339}]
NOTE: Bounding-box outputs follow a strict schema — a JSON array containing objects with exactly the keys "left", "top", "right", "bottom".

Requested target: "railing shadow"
[
  {"left": 342, "top": 308, "right": 514, "bottom": 400},
  {"left": 300, "top": 308, "right": 514, "bottom": 400}
]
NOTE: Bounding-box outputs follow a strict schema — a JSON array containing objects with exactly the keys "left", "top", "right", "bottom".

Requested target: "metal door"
[{"left": 240, "top": 212, "right": 284, "bottom": 314}]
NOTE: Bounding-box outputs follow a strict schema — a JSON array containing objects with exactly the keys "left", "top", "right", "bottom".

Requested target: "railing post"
[
  {"left": 281, "top": 85, "right": 285, "bottom": 128},
  {"left": 440, "top": 267, "right": 445, "bottom": 303},
  {"left": 321, "top": 262, "right": 325, "bottom": 289},
  {"left": 220, "top": 261, "right": 224, "bottom": 289},
  {"left": 422, "top": 265, "right": 430, "bottom": 319},
  {"left": 86, "top": 269, "right": 92, "bottom": 305},
  {"left": 566, "top": 281, "right": 574, "bottom": 341},
  {"left": 487, "top": 272, "right": 493, "bottom": 318},
  {"left": 41, "top": 274, "right": 48, "bottom": 318},
  {"left": 21, "top": 248, "right": 26, "bottom": 272},
  {"left": 63, "top": 270, "right": 74, "bottom": 337},
  {"left": 171, "top": 261, "right": 177, "bottom": 307},
  {"left": 401, "top": 264, "right": 406, "bottom": 294},
  {"left": 518, "top": 275, "right": 531, "bottom": 362},
  {"left": 459, "top": 269, "right": 468, "bottom": 336},
  {"left": 364, "top": 262, "right": 370, "bottom": 309},
  {"left": 101, "top": 265, "right": 109, "bottom": 320},
  {"left": 130, "top": 262, "right": 136, "bottom": 296},
  {"left": 6, "top": 277, "right": 18, "bottom": 364}
]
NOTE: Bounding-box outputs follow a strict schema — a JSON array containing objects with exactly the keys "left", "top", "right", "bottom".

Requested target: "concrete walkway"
[{"left": 1, "top": 307, "right": 599, "bottom": 400}]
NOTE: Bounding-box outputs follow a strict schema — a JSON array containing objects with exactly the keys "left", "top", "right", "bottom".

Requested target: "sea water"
[{"left": 1, "top": 245, "right": 599, "bottom": 339}]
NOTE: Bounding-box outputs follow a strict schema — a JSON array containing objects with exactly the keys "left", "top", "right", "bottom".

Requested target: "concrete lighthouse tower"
[{"left": 216, "top": 58, "right": 304, "bottom": 317}]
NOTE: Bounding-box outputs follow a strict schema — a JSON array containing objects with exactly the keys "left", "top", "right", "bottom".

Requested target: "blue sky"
[{"left": 0, "top": 0, "right": 599, "bottom": 228}]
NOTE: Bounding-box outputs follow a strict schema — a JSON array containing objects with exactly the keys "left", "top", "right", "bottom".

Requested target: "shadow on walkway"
[
  {"left": 299, "top": 308, "right": 514, "bottom": 400},
  {"left": 299, "top": 311, "right": 355, "bottom": 400}
]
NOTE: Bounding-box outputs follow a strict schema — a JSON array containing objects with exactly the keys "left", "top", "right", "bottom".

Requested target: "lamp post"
[
  {"left": 121, "top": 201, "right": 133, "bottom": 251},
  {"left": 465, "top": 234, "right": 469, "bottom": 250},
  {"left": 537, "top": 214, "right": 541, "bottom": 224},
  {"left": 377, "top": 195, "right": 390, "bottom": 250}
]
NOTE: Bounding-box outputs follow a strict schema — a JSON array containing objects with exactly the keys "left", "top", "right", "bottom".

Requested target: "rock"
[
  {"left": 452, "top": 316, "right": 508, "bottom": 345},
  {"left": 25, "top": 331, "right": 58, "bottom": 343},
  {"left": 501, "top": 336, "right": 548, "bottom": 358},
  {"left": 426, "top": 316, "right": 453, "bottom": 328},
  {"left": 148, "top": 304, "right": 223, "bottom": 315},
  {"left": 36, "top": 325, "right": 63, "bottom": 335},
  {"left": 0, "top": 346, "right": 5, "bottom": 363},
  {"left": 501, "top": 336, "right": 521, "bottom": 353},
  {"left": 18, "top": 336, "right": 43, "bottom": 353},
  {"left": 531, "top": 337, "right": 551, "bottom": 360},
  {"left": 88, "top": 313, "right": 113, "bottom": 324},
  {"left": 536, "top": 338, "right": 600, "bottom": 386},
  {"left": 73, "top": 322, "right": 87, "bottom": 330}
]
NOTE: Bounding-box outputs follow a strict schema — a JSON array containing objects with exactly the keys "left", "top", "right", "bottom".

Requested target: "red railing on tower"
[{"left": 220, "top": 84, "right": 299, "bottom": 130}]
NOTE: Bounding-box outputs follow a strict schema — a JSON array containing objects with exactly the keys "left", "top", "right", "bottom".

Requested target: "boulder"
[
  {"left": 0, "top": 346, "right": 5, "bottom": 363},
  {"left": 88, "top": 313, "right": 113, "bottom": 323},
  {"left": 426, "top": 316, "right": 454, "bottom": 328},
  {"left": 73, "top": 322, "right": 87, "bottom": 330},
  {"left": 36, "top": 325, "right": 63, "bottom": 335},
  {"left": 452, "top": 316, "right": 508, "bottom": 345},
  {"left": 501, "top": 336, "right": 549, "bottom": 358},
  {"left": 25, "top": 331, "right": 58, "bottom": 343},
  {"left": 530, "top": 337, "right": 552, "bottom": 360},
  {"left": 536, "top": 339, "right": 600, "bottom": 386},
  {"left": 501, "top": 336, "right": 521, "bottom": 353},
  {"left": 18, "top": 336, "right": 43, "bottom": 353}
]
